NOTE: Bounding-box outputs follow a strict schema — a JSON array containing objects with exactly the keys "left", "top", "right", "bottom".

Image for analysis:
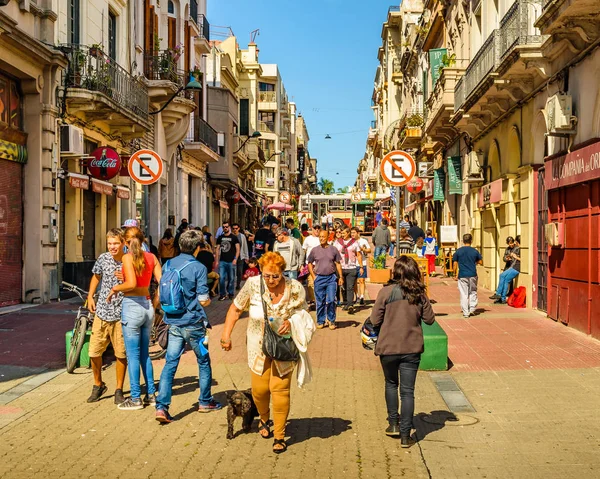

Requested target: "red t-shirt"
[{"left": 242, "top": 267, "right": 260, "bottom": 280}]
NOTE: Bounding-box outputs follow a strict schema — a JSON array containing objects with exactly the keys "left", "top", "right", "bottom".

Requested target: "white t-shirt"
[
  {"left": 327, "top": 213, "right": 333, "bottom": 224},
  {"left": 357, "top": 237, "right": 370, "bottom": 267},
  {"left": 302, "top": 235, "right": 321, "bottom": 263},
  {"left": 320, "top": 215, "right": 328, "bottom": 225}
]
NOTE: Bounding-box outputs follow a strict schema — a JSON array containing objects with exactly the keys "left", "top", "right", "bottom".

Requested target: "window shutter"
[{"left": 240, "top": 99, "right": 249, "bottom": 136}]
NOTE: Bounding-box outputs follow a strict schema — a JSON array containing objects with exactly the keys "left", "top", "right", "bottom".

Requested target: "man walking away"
[
  {"left": 155, "top": 230, "right": 221, "bottom": 423},
  {"left": 308, "top": 230, "right": 343, "bottom": 330},
  {"left": 491, "top": 235, "right": 520, "bottom": 304},
  {"left": 408, "top": 222, "right": 425, "bottom": 243},
  {"left": 302, "top": 225, "right": 322, "bottom": 309},
  {"left": 253, "top": 220, "right": 275, "bottom": 259},
  {"left": 453, "top": 234, "right": 483, "bottom": 318},
  {"left": 232, "top": 223, "right": 248, "bottom": 290},
  {"left": 285, "top": 218, "right": 302, "bottom": 242},
  {"left": 352, "top": 227, "right": 371, "bottom": 305},
  {"left": 273, "top": 227, "right": 305, "bottom": 279},
  {"left": 333, "top": 227, "right": 363, "bottom": 314},
  {"left": 216, "top": 221, "right": 240, "bottom": 301},
  {"left": 372, "top": 218, "right": 392, "bottom": 258}
]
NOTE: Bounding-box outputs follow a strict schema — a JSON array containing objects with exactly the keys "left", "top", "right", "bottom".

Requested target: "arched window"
[{"left": 168, "top": 0, "right": 174, "bottom": 14}]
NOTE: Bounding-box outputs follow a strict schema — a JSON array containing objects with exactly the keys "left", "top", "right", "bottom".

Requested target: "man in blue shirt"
[
  {"left": 155, "top": 230, "right": 221, "bottom": 423},
  {"left": 453, "top": 234, "right": 483, "bottom": 318}
]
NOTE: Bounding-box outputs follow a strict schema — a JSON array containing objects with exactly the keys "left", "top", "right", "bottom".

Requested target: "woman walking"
[
  {"left": 221, "top": 252, "right": 313, "bottom": 453},
  {"left": 158, "top": 228, "right": 176, "bottom": 265},
  {"left": 108, "top": 227, "right": 162, "bottom": 410},
  {"left": 369, "top": 256, "right": 435, "bottom": 446}
]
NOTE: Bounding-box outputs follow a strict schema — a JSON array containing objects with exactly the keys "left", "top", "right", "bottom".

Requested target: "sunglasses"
[{"left": 263, "top": 274, "right": 281, "bottom": 280}]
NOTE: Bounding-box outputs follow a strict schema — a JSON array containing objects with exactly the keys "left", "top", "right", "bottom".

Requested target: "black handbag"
[{"left": 260, "top": 278, "right": 300, "bottom": 362}]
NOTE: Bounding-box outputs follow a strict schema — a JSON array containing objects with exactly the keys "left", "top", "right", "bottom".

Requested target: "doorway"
[{"left": 537, "top": 167, "right": 548, "bottom": 312}]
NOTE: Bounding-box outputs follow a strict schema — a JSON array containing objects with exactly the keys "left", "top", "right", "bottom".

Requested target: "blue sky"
[{"left": 208, "top": 0, "right": 396, "bottom": 190}]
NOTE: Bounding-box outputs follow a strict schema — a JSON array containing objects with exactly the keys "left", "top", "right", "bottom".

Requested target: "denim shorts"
[{"left": 356, "top": 266, "right": 368, "bottom": 279}]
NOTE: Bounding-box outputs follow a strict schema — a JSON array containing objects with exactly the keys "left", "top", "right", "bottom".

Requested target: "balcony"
[
  {"left": 61, "top": 44, "right": 150, "bottom": 139},
  {"left": 258, "top": 91, "right": 277, "bottom": 111},
  {"left": 184, "top": 116, "right": 220, "bottom": 163},
  {"left": 392, "top": 59, "right": 403, "bottom": 84},
  {"left": 237, "top": 137, "right": 265, "bottom": 173},
  {"left": 259, "top": 120, "right": 276, "bottom": 134},
  {"left": 194, "top": 14, "right": 211, "bottom": 54}
]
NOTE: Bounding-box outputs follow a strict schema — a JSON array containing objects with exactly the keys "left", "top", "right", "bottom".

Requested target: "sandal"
[
  {"left": 273, "top": 438, "right": 287, "bottom": 454},
  {"left": 258, "top": 419, "right": 272, "bottom": 439}
]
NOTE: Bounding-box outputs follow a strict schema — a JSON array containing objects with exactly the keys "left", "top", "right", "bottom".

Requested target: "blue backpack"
[{"left": 159, "top": 260, "right": 195, "bottom": 315}]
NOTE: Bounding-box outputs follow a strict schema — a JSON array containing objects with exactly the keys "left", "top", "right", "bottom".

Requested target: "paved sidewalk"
[{"left": 1, "top": 274, "right": 600, "bottom": 477}]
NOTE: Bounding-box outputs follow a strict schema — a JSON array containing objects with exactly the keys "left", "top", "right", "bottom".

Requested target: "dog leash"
[{"left": 222, "top": 361, "right": 240, "bottom": 391}]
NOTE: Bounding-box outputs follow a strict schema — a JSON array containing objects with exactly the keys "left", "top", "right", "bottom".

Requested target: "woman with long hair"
[
  {"left": 369, "top": 256, "right": 435, "bottom": 446},
  {"left": 108, "top": 227, "right": 162, "bottom": 410},
  {"left": 158, "top": 228, "right": 176, "bottom": 265}
]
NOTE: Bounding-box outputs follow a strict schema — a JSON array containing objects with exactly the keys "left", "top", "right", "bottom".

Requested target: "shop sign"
[
  {"left": 91, "top": 178, "right": 113, "bottom": 196},
  {"left": 68, "top": 173, "right": 89, "bottom": 190},
  {"left": 546, "top": 140, "right": 600, "bottom": 189},
  {"left": 447, "top": 156, "right": 462, "bottom": 194},
  {"left": 429, "top": 48, "right": 447, "bottom": 88},
  {"left": 297, "top": 148, "right": 305, "bottom": 182},
  {"left": 425, "top": 179, "right": 434, "bottom": 199},
  {"left": 478, "top": 179, "right": 502, "bottom": 208},
  {"left": 433, "top": 168, "right": 445, "bottom": 201},
  {"left": 88, "top": 147, "right": 121, "bottom": 181},
  {"left": 116, "top": 186, "right": 130, "bottom": 199},
  {"left": 406, "top": 177, "right": 424, "bottom": 194}
]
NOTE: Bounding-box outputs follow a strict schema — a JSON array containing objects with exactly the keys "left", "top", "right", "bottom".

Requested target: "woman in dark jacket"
[{"left": 369, "top": 256, "right": 435, "bottom": 446}]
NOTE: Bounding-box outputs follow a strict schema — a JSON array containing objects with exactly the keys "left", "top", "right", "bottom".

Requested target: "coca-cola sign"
[{"left": 88, "top": 147, "right": 121, "bottom": 180}]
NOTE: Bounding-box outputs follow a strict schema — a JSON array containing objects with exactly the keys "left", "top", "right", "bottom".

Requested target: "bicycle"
[{"left": 61, "top": 281, "right": 94, "bottom": 373}]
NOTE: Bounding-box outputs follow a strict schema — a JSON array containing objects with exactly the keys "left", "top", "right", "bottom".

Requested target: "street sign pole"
[{"left": 396, "top": 185, "right": 401, "bottom": 259}]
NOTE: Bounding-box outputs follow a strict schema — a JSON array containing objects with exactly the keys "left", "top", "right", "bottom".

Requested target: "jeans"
[
  {"left": 496, "top": 268, "right": 520, "bottom": 301},
  {"left": 458, "top": 276, "right": 478, "bottom": 316},
  {"left": 314, "top": 274, "right": 338, "bottom": 325},
  {"left": 283, "top": 270, "right": 298, "bottom": 280},
  {"left": 341, "top": 268, "right": 357, "bottom": 305},
  {"left": 374, "top": 245, "right": 388, "bottom": 258},
  {"left": 121, "top": 296, "right": 156, "bottom": 399},
  {"left": 380, "top": 353, "right": 421, "bottom": 436},
  {"left": 219, "top": 261, "right": 236, "bottom": 297},
  {"left": 389, "top": 243, "right": 395, "bottom": 258},
  {"left": 156, "top": 323, "right": 213, "bottom": 411},
  {"left": 236, "top": 260, "right": 245, "bottom": 289}
]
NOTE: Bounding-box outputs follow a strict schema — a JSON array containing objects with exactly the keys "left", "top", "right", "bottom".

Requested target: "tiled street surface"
[{"left": 1, "top": 274, "right": 600, "bottom": 477}]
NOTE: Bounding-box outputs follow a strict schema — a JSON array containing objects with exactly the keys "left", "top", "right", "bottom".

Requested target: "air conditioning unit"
[
  {"left": 546, "top": 94, "right": 575, "bottom": 133},
  {"left": 266, "top": 178, "right": 275, "bottom": 187},
  {"left": 464, "top": 151, "right": 484, "bottom": 183},
  {"left": 544, "top": 222, "right": 564, "bottom": 247},
  {"left": 60, "top": 124, "right": 84, "bottom": 156}
]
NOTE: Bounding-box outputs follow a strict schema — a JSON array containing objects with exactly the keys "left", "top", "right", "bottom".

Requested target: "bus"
[{"left": 299, "top": 193, "right": 391, "bottom": 234}]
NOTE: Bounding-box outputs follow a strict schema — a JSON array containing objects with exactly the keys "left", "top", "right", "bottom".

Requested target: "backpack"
[
  {"left": 507, "top": 286, "right": 526, "bottom": 308},
  {"left": 159, "top": 260, "right": 195, "bottom": 315}
]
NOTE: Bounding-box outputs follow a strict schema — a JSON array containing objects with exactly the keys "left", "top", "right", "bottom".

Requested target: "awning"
[
  {"left": 219, "top": 200, "right": 229, "bottom": 209},
  {"left": 116, "top": 185, "right": 130, "bottom": 199},
  {"left": 238, "top": 191, "right": 252, "bottom": 207},
  {"left": 68, "top": 172, "right": 90, "bottom": 190},
  {"left": 405, "top": 202, "right": 417, "bottom": 212},
  {"left": 91, "top": 178, "right": 113, "bottom": 196},
  {"left": 355, "top": 199, "right": 374, "bottom": 205}
]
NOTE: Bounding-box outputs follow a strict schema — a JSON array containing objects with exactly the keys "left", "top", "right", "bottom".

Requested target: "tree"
[
  {"left": 337, "top": 186, "right": 349, "bottom": 194},
  {"left": 318, "top": 178, "right": 335, "bottom": 194}
]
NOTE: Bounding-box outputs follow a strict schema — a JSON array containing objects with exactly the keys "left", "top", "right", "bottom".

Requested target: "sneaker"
[
  {"left": 489, "top": 294, "right": 500, "bottom": 300},
  {"left": 348, "top": 305, "right": 355, "bottom": 315},
  {"left": 359, "top": 297, "right": 365, "bottom": 306},
  {"left": 155, "top": 408, "right": 173, "bottom": 424},
  {"left": 401, "top": 435, "right": 416, "bottom": 448},
  {"left": 316, "top": 323, "right": 325, "bottom": 329},
  {"left": 463, "top": 314, "right": 470, "bottom": 319},
  {"left": 328, "top": 322, "right": 337, "bottom": 330},
  {"left": 493, "top": 299, "right": 507, "bottom": 304},
  {"left": 218, "top": 295, "right": 227, "bottom": 301},
  {"left": 342, "top": 304, "right": 349, "bottom": 311},
  {"left": 385, "top": 424, "right": 400, "bottom": 437},
  {"left": 87, "top": 383, "right": 107, "bottom": 403},
  {"left": 144, "top": 393, "right": 156, "bottom": 406},
  {"left": 117, "top": 397, "right": 144, "bottom": 411},
  {"left": 114, "top": 389, "right": 126, "bottom": 405},
  {"left": 198, "top": 399, "right": 222, "bottom": 413}
]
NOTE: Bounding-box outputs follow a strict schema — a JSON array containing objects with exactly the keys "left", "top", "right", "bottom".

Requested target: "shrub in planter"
[{"left": 368, "top": 254, "right": 391, "bottom": 284}]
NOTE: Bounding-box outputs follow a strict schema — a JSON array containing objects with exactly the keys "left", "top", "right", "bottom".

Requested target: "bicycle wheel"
[
  {"left": 149, "top": 312, "right": 167, "bottom": 360},
  {"left": 67, "top": 315, "right": 89, "bottom": 373}
]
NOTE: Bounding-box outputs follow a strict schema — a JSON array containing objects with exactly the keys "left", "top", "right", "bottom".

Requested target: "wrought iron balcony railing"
[
  {"left": 190, "top": 0, "right": 198, "bottom": 25},
  {"left": 259, "top": 120, "right": 275, "bottom": 133},
  {"left": 188, "top": 116, "right": 219, "bottom": 153},
  {"left": 62, "top": 44, "right": 148, "bottom": 117},
  {"left": 388, "top": 5, "right": 400, "bottom": 13},
  {"left": 258, "top": 91, "right": 277, "bottom": 102},
  {"left": 196, "top": 14, "right": 210, "bottom": 41},
  {"left": 143, "top": 52, "right": 195, "bottom": 99},
  {"left": 499, "top": 0, "right": 545, "bottom": 60}
]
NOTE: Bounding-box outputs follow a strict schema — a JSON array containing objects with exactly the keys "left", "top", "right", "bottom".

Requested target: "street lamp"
[
  {"left": 149, "top": 75, "right": 203, "bottom": 115},
  {"left": 234, "top": 131, "right": 262, "bottom": 154},
  {"left": 268, "top": 151, "right": 283, "bottom": 161}
]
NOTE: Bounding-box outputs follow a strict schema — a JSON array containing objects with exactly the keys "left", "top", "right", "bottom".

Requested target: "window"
[
  {"left": 108, "top": 11, "right": 117, "bottom": 60},
  {"left": 68, "top": 0, "right": 80, "bottom": 44},
  {"left": 259, "top": 112, "right": 274, "bottom": 122},
  {"left": 239, "top": 99, "right": 249, "bottom": 136},
  {"left": 168, "top": 0, "right": 175, "bottom": 14},
  {"left": 259, "top": 82, "right": 275, "bottom": 92}
]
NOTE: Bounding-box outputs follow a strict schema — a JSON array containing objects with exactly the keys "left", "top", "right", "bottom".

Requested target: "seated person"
[{"left": 195, "top": 241, "right": 219, "bottom": 297}]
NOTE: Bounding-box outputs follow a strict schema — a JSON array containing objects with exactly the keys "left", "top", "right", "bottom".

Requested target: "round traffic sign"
[
  {"left": 128, "top": 149, "right": 164, "bottom": 185},
  {"left": 279, "top": 191, "right": 291, "bottom": 204},
  {"left": 351, "top": 192, "right": 362, "bottom": 202},
  {"left": 380, "top": 150, "right": 416, "bottom": 187}
]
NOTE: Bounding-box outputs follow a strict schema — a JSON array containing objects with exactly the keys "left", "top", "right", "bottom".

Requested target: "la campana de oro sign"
[{"left": 546, "top": 140, "right": 600, "bottom": 190}]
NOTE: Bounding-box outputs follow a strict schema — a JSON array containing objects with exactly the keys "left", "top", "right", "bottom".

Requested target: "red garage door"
[{"left": 0, "top": 159, "right": 23, "bottom": 306}]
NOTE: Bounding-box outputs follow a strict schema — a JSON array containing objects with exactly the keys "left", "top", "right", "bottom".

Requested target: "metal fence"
[
  {"left": 189, "top": 116, "right": 218, "bottom": 153},
  {"left": 62, "top": 44, "right": 148, "bottom": 117},
  {"left": 197, "top": 14, "right": 210, "bottom": 41},
  {"left": 499, "top": 0, "right": 544, "bottom": 59}
]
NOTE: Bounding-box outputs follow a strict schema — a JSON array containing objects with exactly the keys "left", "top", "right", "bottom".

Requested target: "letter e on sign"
[{"left": 128, "top": 149, "right": 164, "bottom": 185}]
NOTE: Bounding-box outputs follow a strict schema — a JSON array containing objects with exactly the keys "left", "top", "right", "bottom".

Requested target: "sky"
[{"left": 208, "top": 0, "right": 396, "bottom": 190}]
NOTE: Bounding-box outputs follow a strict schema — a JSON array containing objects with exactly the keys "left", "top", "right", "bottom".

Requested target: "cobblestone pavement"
[{"left": 1, "top": 272, "right": 600, "bottom": 478}]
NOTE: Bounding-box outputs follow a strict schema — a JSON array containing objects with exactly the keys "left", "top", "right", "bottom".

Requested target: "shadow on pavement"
[
  {"left": 286, "top": 417, "right": 352, "bottom": 445},
  {"left": 414, "top": 410, "right": 457, "bottom": 442},
  {"left": 335, "top": 320, "right": 361, "bottom": 329}
]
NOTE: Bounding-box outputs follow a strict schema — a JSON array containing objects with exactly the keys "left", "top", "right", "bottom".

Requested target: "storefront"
[{"left": 545, "top": 139, "right": 600, "bottom": 339}]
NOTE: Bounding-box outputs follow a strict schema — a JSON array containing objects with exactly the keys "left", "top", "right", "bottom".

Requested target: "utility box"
[{"left": 420, "top": 322, "right": 448, "bottom": 371}]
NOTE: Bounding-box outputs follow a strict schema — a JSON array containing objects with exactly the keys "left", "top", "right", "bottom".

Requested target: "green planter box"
[
  {"left": 420, "top": 322, "right": 448, "bottom": 371},
  {"left": 65, "top": 330, "right": 92, "bottom": 368}
]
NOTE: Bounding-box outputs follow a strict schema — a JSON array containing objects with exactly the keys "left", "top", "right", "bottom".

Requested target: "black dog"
[{"left": 226, "top": 389, "right": 258, "bottom": 439}]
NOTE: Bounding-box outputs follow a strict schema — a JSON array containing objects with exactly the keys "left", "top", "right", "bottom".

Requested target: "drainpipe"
[{"left": 588, "top": 194, "right": 592, "bottom": 335}]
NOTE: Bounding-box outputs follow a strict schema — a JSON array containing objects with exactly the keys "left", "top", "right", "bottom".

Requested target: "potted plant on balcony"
[
  {"left": 368, "top": 254, "right": 392, "bottom": 284},
  {"left": 437, "top": 53, "right": 457, "bottom": 76},
  {"left": 406, "top": 113, "right": 424, "bottom": 137},
  {"left": 89, "top": 43, "right": 103, "bottom": 58}
]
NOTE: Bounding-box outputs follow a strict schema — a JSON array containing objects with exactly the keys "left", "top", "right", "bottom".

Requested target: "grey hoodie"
[{"left": 372, "top": 224, "right": 391, "bottom": 247}]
